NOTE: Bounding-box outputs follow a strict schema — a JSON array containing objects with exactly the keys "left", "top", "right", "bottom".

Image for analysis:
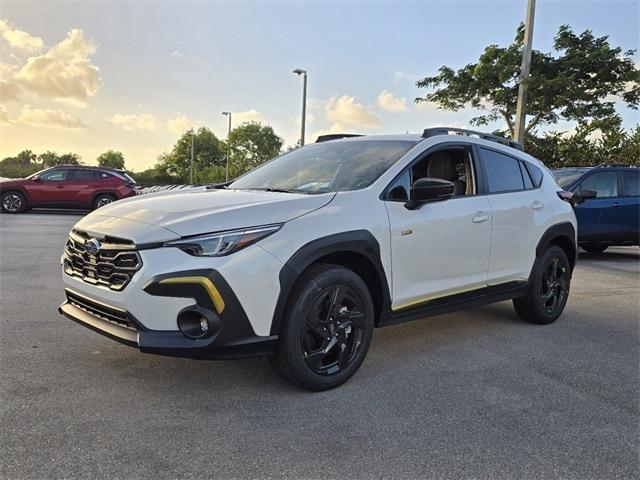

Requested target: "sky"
[{"left": 0, "top": 0, "right": 638, "bottom": 171}]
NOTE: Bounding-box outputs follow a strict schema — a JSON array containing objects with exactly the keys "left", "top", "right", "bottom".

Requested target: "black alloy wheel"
[
  {"left": 513, "top": 245, "right": 571, "bottom": 325},
  {"left": 270, "top": 263, "right": 374, "bottom": 391},
  {"left": 539, "top": 255, "right": 569, "bottom": 316},
  {"left": 302, "top": 285, "right": 366, "bottom": 376}
]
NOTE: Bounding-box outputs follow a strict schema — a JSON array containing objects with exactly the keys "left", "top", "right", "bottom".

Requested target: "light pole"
[
  {"left": 189, "top": 127, "right": 195, "bottom": 184},
  {"left": 293, "top": 68, "right": 307, "bottom": 146},
  {"left": 222, "top": 112, "right": 232, "bottom": 182},
  {"left": 514, "top": 0, "right": 536, "bottom": 144}
]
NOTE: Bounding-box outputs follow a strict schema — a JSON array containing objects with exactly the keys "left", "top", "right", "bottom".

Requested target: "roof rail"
[
  {"left": 316, "top": 133, "right": 363, "bottom": 143},
  {"left": 422, "top": 127, "right": 523, "bottom": 151},
  {"left": 595, "top": 163, "right": 639, "bottom": 168}
]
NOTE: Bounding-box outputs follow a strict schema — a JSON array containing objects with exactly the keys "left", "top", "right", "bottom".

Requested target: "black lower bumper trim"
[
  {"left": 59, "top": 300, "right": 277, "bottom": 360},
  {"left": 59, "top": 301, "right": 138, "bottom": 347}
]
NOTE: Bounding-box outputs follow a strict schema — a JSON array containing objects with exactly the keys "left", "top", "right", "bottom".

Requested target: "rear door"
[
  {"left": 620, "top": 169, "right": 640, "bottom": 243},
  {"left": 477, "top": 147, "right": 548, "bottom": 285},
  {"left": 572, "top": 170, "right": 623, "bottom": 243},
  {"left": 68, "top": 169, "right": 100, "bottom": 207}
]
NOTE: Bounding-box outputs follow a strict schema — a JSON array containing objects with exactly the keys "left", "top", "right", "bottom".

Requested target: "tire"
[
  {"left": 582, "top": 244, "right": 607, "bottom": 254},
  {"left": 270, "top": 263, "right": 375, "bottom": 391},
  {"left": 1, "top": 191, "right": 27, "bottom": 213},
  {"left": 93, "top": 193, "right": 116, "bottom": 209},
  {"left": 513, "top": 245, "right": 571, "bottom": 325}
]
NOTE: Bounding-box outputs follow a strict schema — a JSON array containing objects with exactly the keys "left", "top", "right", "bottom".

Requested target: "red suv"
[{"left": 0, "top": 166, "right": 138, "bottom": 213}]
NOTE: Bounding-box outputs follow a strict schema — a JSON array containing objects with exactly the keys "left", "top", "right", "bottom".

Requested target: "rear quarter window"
[
  {"left": 622, "top": 170, "right": 639, "bottom": 196},
  {"left": 524, "top": 162, "right": 544, "bottom": 187}
]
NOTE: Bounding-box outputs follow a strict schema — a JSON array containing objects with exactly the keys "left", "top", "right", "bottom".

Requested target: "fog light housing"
[{"left": 177, "top": 309, "right": 211, "bottom": 339}]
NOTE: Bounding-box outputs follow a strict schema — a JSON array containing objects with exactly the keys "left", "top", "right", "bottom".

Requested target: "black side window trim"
[{"left": 380, "top": 141, "right": 484, "bottom": 201}]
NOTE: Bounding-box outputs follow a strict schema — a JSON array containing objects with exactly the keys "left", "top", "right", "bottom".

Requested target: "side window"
[
  {"left": 622, "top": 170, "right": 639, "bottom": 196},
  {"left": 479, "top": 148, "right": 524, "bottom": 193},
  {"left": 40, "top": 169, "right": 68, "bottom": 181},
  {"left": 387, "top": 170, "right": 410, "bottom": 201},
  {"left": 576, "top": 172, "right": 618, "bottom": 198},
  {"left": 524, "top": 162, "right": 543, "bottom": 187},
  {"left": 71, "top": 169, "right": 98, "bottom": 180},
  {"left": 519, "top": 161, "right": 534, "bottom": 189}
]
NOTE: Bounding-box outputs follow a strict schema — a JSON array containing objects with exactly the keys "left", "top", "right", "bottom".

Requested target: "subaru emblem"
[{"left": 85, "top": 238, "right": 101, "bottom": 255}]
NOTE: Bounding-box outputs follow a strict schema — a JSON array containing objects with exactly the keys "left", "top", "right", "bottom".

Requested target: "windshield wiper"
[{"left": 248, "top": 187, "right": 308, "bottom": 194}]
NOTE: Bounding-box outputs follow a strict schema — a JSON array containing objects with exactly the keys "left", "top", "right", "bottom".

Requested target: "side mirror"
[
  {"left": 573, "top": 190, "right": 597, "bottom": 204},
  {"left": 33, "top": 177, "right": 41, "bottom": 182},
  {"left": 405, "top": 177, "right": 454, "bottom": 210}
]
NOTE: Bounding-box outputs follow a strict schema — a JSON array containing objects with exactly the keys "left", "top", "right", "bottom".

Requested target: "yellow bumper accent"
[{"left": 159, "top": 276, "right": 226, "bottom": 314}]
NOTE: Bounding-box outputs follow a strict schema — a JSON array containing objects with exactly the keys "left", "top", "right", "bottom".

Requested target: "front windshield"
[
  {"left": 553, "top": 169, "right": 590, "bottom": 188},
  {"left": 229, "top": 140, "right": 417, "bottom": 194},
  {"left": 26, "top": 168, "right": 51, "bottom": 179}
]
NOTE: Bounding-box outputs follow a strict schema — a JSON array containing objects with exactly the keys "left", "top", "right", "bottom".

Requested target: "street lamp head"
[
  {"left": 221, "top": 111, "right": 231, "bottom": 116},
  {"left": 292, "top": 68, "right": 307, "bottom": 76}
]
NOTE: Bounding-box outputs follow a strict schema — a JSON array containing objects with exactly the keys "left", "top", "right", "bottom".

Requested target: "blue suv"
[{"left": 553, "top": 165, "right": 639, "bottom": 253}]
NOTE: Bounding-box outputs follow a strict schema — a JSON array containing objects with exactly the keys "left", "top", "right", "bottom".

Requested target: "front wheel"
[
  {"left": 513, "top": 246, "right": 571, "bottom": 325},
  {"left": 1, "top": 191, "right": 27, "bottom": 213},
  {"left": 270, "top": 264, "right": 375, "bottom": 391}
]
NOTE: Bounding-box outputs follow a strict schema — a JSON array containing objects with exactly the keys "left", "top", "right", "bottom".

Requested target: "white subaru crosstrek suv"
[{"left": 59, "top": 128, "right": 577, "bottom": 390}]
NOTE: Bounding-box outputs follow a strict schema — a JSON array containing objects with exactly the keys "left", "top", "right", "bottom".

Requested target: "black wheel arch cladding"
[
  {"left": 535, "top": 222, "right": 577, "bottom": 271},
  {"left": 270, "top": 230, "right": 392, "bottom": 335}
]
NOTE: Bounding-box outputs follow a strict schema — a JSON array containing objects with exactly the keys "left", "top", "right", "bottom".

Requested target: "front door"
[
  {"left": 384, "top": 144, "right": 492, "bottom": 311},
  {"left": 28, "top": 168, "right": 70, "bottom": 205},
  {"left": 573, "top": 170, "right": 623, "bottom": 244}
]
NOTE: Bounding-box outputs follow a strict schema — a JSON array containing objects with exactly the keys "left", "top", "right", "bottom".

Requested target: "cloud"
[
  {"left": 0, "top": 19, "right": 43, "bottom": 53},
  {"left": 109, "top": 113, "right": 156, "bottom": 131},
  {"left": 377, "top": 90, "right": 407, "bottom": 113},
  {"left": 325, "top": 95, "right": 382, "bottom": 128},
  {"left": 0, "top": 79, "right": 22, "bottom": 102},
  {"left": 233, "top": 109, "right": 262, "bottom": 124},
  {"left": 15, "top": 28, "right": 101, "bottom": 106},
  {"left": 171, "top": 50, "right": 184, "bottom": 60},
  {"left": 0, "top": 104, "right": 11, "bottom": 125},
  {"left": 16, "top": 104, "right": 87, "bottom": 129},
  {"left": 393, "top": 71, "right": 418, "bottom": 84},
  {"left": 167, "top": 114, "right": 198, "bottom": 134},
  {"left": 415, "top": 100, "right": 440, "bottom": 113}
]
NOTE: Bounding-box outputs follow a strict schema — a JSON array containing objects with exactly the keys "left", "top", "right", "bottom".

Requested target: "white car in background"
[{"left": 59, "top": 128, "right": 577, "bottom": 390}]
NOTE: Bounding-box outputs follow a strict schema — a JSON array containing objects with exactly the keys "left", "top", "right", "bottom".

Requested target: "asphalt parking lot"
[{"left": 1, "top": 212, "right": 638, "bottom": 480}]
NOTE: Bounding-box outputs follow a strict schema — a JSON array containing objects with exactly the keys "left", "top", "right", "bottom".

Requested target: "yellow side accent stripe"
[{"left": 159, "top": 276, "right": 225, "bottom": 314}]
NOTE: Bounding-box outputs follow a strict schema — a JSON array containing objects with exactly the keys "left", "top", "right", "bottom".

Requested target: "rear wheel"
[
  {"left": 270, "top": 264, "right": 374, "bottom": 391},
  {"left": 93, "top": 193, "right": 116, "bottom": 209},
  {"left": 1, "top": 191, "right": 27, "bottom": 213},
  {"left": 582, "top": 244, "right": 607, "bottom": 254},
  {"left": 513, "top": 246, "right": 571, "bottom": 325}
]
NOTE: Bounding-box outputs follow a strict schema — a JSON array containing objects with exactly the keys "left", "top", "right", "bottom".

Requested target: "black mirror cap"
[
  {"left": 573, "top": 190, "right": 597, "bottom": 204},
  {"left": 405, "top": 177, "right": 455, "bottom": 210}
]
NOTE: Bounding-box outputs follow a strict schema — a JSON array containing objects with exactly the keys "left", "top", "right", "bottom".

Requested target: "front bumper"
[{"left": 59, "top": 283, "right": 278, "bottom": 360}]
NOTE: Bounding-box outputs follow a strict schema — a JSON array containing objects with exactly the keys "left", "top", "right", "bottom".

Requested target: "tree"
[
  {"left": 156, "top": 127, "right": 225, "bottom": 182},
  {"left": 226, "top": 122, "right": 284, "bottom": 178},
  {"left": 97, "top": 150, "right": 125, "bottom": 169},
  {"left": 416, "top": 25, "right": 639, "bottom": 139},
  {"left": 38, "top": 151, "right": 60, "bottom": 167},
  {"left": 57, "top": 153, "right": 81, "bottom": 165}
]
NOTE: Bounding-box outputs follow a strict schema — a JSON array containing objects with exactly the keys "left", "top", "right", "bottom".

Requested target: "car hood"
[{"left": 77, "top": 188, "right": 335, "bottom": 239}]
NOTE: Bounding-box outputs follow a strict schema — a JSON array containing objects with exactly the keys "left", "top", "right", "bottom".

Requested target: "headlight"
[{"left": 165, "top": 224, "right": 283, "bottom": 257}]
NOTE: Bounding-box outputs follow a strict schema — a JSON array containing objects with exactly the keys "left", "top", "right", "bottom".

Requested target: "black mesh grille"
[{"left": 63, "top": 230, "right": 142, "bottom": 291}]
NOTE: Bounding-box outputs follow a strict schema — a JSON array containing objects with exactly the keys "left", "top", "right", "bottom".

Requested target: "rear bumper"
[{"left": 59, "top": 288, "right": 277, "bottom": 360}]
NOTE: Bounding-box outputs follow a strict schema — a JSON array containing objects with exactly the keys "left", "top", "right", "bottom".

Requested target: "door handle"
[
  {"left": 56, "top": 185, "right": 64, "bottom": 189},
  {"left": 531, "top": 200, "right": 544, "bottom": 210},
  {"left": 612, "top": 202, "right": 620, "bottom": 207},
  {"left": 472, "top": 212, "right": 490, "bottom": 223}
]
